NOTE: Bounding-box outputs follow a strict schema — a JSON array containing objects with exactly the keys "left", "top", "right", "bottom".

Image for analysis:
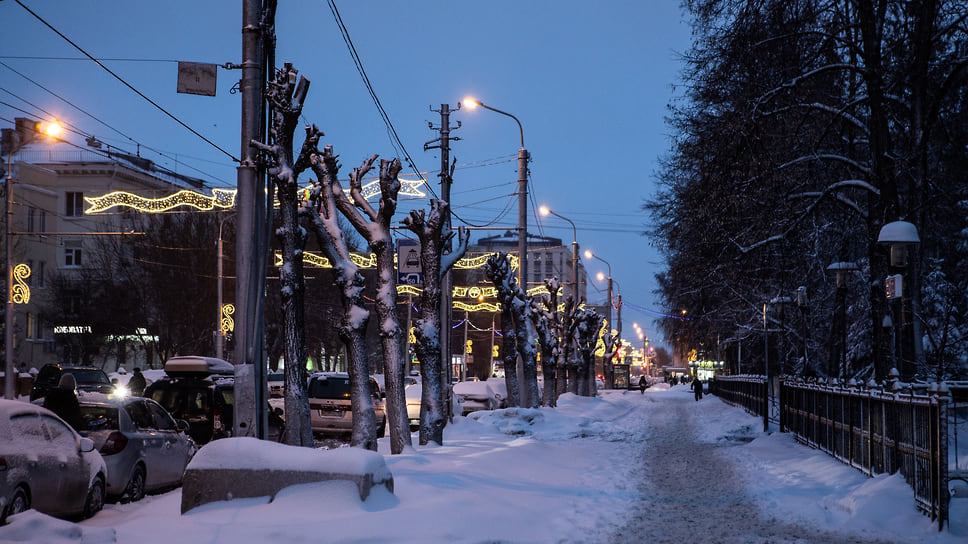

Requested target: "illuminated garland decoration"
[
  {"left": 221, "top": 304, "right": 235, "bottom": 333},
  {"left": 84, "top": 188, "right": 236, "bottom": 213},
  {"left": 84, "top": 177, "right": 425, "bottom": 216},
  {"left": 11, "top": 264, "right": 30, "bottom": 304},
  {"left": 277, "top": 251, "right": 517, "bottom": 272},
  {"left": 454, "top": 301, "right": 501, "bottom": 312}
]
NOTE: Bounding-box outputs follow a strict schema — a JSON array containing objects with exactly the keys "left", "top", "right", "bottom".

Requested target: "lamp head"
[
  {"left": 463, "top": 97, "right": 480, "bottom": 109},
  {"left": 539, "top": 206, "right": 550, "bottom": 216},
  {"left": 596, "top": 272, "right": 606, "bottom": 282},
  {"left": 37, "top": 120, "right": 62, "bottom": 138},
  {"left": 584, "top": 250, "right": 593, "bottom": 259}
]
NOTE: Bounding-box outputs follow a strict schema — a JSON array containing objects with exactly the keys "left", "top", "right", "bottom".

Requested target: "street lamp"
[
  {"left": 877, "top": 221, "right": 920, "bottom": 381},
  {"left": 4, "top": 119, "right": 62, "bottom": 399},
  {"left": 827, "top": 261, "right": 858, "bottom": 380},
  {"left": 463, "top": 97, "right": 529, "bottom": 289},
  {"left": 538, "top": 206, "right": 579, "bottom": 303},
  {"left": 584, "top": 250, "right": 613, "bottom": 334}
]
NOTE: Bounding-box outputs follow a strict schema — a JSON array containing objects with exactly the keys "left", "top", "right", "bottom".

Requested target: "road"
[{"left": 607, "top": 389, "right": 902, "bottom": 544}]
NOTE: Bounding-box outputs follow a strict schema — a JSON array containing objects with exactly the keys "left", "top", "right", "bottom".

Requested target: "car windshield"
[
  {"left": 78, "top": 405, "right": 120, "bottom": 431},
  {"left": 65, "top": 368, "right": 111, "bottom": 385},
  {"left": 308, "top": 376, "right": 351, "bottom": 399}
]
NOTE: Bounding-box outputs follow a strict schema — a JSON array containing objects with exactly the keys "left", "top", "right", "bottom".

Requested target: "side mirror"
[
  {"left": 79, "top": 437, "right": 96, "bottom": 453},
  {"left": 176, "top": 419, "right": 190, "bottom": 432}
]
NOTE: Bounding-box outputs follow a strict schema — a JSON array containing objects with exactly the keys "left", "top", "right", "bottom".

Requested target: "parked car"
[
  {"left": 77, "top": 395, "right": 196, "bottom": 502},
  {"left": 30, "top": 364, "right": 116, "bottom": 402},
  {"left": 405, "top": 383, "right": 421, "bottom": 430},
  {"left": 453, "top": 378, "right": 507, "bottom": 416},
  {"left": 308, "top": 372, "right": 385, "bottom": 437},
  {"left": 144, "top": 357, "right": 236, "bottom": 445},
  {"left": 268, "top": 371, "right": 285, "bottom": 398},
  {"left": 0, "top": 399, "right": 107, "bottom": 524}
]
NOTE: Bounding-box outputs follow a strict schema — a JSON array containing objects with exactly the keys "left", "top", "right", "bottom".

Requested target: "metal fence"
[
  {"left": 709, "top": 375, "right": 768, "bottom": 420},
  {"left": 778, "top": 381, "right": 948, "bottom": 530},
  {"left": 712, "top": 376, "right": 951, "bottom": 530}
]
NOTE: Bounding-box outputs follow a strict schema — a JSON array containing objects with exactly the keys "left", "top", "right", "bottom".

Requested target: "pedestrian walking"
[
  {"left": 692, "top": 376, "right": 703, "bottom": 401},
  {"left": 638, "top": 375, "right": 647, "bottom": 394}
]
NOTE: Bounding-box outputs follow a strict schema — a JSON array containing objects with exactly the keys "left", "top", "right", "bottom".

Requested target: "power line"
[{"left": 13, "top": 0, "right": 238, "bottom": 163}]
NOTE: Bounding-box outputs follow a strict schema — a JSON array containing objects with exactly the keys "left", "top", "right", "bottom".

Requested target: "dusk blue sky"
[{"left": 1, "top": 1, "right": 693, "bottom": 348}]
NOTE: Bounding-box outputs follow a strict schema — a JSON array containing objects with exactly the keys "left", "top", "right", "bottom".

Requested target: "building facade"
[{"left": 2, "top": 118, "right": 206, "bottom": 372}]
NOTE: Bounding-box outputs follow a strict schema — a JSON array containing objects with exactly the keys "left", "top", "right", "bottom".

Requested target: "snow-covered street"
[{"left": 1, "top": 385, "right": 962, "bottom": 543}]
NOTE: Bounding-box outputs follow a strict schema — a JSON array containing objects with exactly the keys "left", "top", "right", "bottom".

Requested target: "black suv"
[
  {"left": 144, "top": 356, "right": 284, "bottom": 445},
  {"left": 144, "top": 357, "right": 236, "bottom": 445},
  {"left": 30, "top": 363, "right": 116, "bottom": 401}
]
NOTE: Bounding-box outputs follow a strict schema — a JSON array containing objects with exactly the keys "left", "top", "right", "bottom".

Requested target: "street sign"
[{"left": 397, "top": 239, "right": 423, "bottom": 285}]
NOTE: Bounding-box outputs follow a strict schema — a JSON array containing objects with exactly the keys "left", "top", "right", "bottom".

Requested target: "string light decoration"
[
  {"left": 84, "top": 188, "right": 237, "bottom": 213},
  {"left": 594, "top": 318, "right": 610, "bottom": 357},
  {"left": 84, "top": 176, "right": 425, "bottom": 216},
  {"left": 454, "top": 301, "right": 501, "bottom": 312},
  {"left": 10, "top": 264, "right": 30, "bottom": 304},
  {"left": 221, "top": 304, "right": 235, "bottom": 333},
  {"left": 276, "top": 251, "right": 517, "bottom": 272}
]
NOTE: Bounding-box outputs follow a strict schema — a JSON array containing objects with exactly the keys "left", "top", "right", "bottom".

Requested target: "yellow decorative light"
[
  {"left": 454, "top": 301, "right": 501, "bottom": 312},
  {"left": 85, "top": 188, "right": 237, "bottom": 214},
  {"left": 454, "top": 253, "right": 519, "bottom": 270},
  {"left": 397, "top": 285, "right": 422, "bottom": 296},
  {"left": 11, "top": 264, "right": 30, "bottom": 304},
  {"left": 221, "top": 304, "right": 235, "bottom": 333}
]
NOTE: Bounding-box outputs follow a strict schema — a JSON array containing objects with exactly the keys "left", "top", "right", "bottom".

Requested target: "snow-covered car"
[
  {"left": 453, "top": 378, "right": 506, "bottom": 416},
  {"left": 29, "top": 364, "right": 117, "bottom": 402},
  {"left": 77, "top": 395, "right": 196, "bottom": 502},
  {"left": 0, "top": 399, "right": 107, "bottom": 524}
]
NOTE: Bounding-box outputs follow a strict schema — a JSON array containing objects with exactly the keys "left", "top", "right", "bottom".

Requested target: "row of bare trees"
[{"left": 255, "top": 63, "right": 615, "bottom": 451}]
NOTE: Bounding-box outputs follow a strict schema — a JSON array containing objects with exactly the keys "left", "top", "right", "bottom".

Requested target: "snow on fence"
[{"left": 712, "top": 375, "right": 952, "bottom": 530}]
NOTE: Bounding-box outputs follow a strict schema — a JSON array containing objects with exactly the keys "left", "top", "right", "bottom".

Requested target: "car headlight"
[{"left": 111, "top": 385, "right": 131, "bottom": 398}]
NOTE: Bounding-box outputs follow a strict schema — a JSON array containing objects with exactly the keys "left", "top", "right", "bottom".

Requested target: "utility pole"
[
  {"left": 425, "top": 104, "right": 460, "bottom": 416},
  {"left": 234, "top": 0, "right": 272, "bottom": 439}
]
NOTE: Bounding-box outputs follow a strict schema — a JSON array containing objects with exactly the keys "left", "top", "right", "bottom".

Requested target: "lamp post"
[
  {"left": 585, "top": 250, "right": 617, "bottom": 390},
  {"left": 827, "top": 262, "right": 858, "bottom": 380},
  {"left": 538, "top": 206, "right": 579, "bottom": 303},
  {"left": 877, "top": 221, "right": 920, "bottom": 382},
  {"left": 4, "top": 120, "right": 61, "bottom": 399},
  {"left": 463, "top": 98, "right": 529, "bottom": 290}
]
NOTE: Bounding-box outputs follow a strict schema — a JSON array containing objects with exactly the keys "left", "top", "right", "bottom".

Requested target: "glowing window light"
[
  {"left": 11, "top": 264, "right": 30, "bottom": 304},
  {"left": 84, "top": 188, "right": 237, "bottom": 214},
  {"left": 221, "top": 304, "right": 235, "bottom": 333}
]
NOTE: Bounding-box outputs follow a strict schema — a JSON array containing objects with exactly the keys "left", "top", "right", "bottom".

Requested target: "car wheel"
[
  {"left": 123, "top": 465, "right": 147, "bottom": 503},
  {"left": 1, "top": 486, "right": 29, "bottom": 524},
  {"left": 83, "top": 476, "right": 105, "bottom": 519}
]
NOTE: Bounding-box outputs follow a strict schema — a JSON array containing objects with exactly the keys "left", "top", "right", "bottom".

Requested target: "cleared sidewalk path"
[{"left": 607, "top": 386, "right": 901, "bottom": 544}]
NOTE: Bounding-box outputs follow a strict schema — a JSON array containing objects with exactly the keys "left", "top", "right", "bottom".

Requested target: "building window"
[
  {"left": 36, "top": 261, "right": 45, "bottom": 288},
  {"left": 26, "top": 313, "right": 34, "bottom": 339},
  {"left": 65, "top": 240, "right": 82, "bottom": 267},
  {"left": 27, "top": 207, "right": 35, "bottom": 232},
  {"left": 66, "top": 192, "right": 84, "bottom": 217}
]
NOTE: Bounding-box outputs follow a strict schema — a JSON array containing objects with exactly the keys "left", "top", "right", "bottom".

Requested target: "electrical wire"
[{"left": 13, "top": 0, "right": 238, "bottom": 163}]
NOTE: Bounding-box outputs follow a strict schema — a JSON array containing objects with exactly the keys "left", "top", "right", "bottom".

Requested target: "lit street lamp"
[
  {"left": 585, "top": 250, "right": 621, "bottom": 389},
  {"left": 4, "top": 120, "right": 62, "bottom": 399},
  {"left": 877, "top": 220, "right": 920, "bottom": 381},
  {"left": 538, "top": 206, "right": 579, "bottom": 303},
  {"left": 463, "top": 98, "right": 529, "bottom": 289}
]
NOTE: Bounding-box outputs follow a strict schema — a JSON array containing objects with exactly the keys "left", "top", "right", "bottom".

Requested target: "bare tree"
[
  {"left": 250, "top": 63, "right": 314, "bottom": 447},
  {"left": 574, "top": 307, "right": 603, "bottom": 396},
  {"left": 529, "top": 277, "right": 560, "bottom": 407},
  {"left": 302, "top": 141, "right": 382, "bottom": 451},
  {"left": 403, "top": 199, "right": 469, "bottom": 445},
  {"left": 560, "top": 297, "right": 580, "bottom": 396},
  {"left": 331, "top": 155, "right": 412, "bottom": 453},
  {"left": 484, "top": 252, "right": 541, "bottom": 408}
]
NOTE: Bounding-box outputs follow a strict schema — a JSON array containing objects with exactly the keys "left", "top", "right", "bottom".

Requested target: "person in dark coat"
[
  {"left": 127, "top": 367, "right": 147, "bottom": 396},
  {"left": 692, "top": 376, "right": 703, "bottom": 401},
  {"left": 638, "top": 375, "right": 647, "bottom": 394},
  {"left": 43, "top": 373, "right": 84, "bottom": 430}
]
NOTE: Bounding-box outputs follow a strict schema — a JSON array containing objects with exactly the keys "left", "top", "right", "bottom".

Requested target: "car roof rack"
[{"left": 164, "top": 356, "right": 234, "bottom": 377}]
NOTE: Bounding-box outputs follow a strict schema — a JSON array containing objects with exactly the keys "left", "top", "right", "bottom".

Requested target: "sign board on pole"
[
  {"left": 397, "top": 239, "right": 423, "bottom": 285},
  {"left": 177, "top": 62, "right": 218, "bottom": 97},
  {"left": 885, "top": 274, "right": 903, "bottom": 300}
]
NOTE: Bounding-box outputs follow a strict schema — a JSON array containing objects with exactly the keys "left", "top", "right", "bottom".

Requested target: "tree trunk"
[
  {"left": 403, "top": 200, "right": 469, "bottom": 445},
  {"left": 333, "top": 157, "right": 411, "bottom": 454}
]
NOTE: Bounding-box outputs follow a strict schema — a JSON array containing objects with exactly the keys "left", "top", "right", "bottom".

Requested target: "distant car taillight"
[{"left": 100, "top": 431, "right": 129, "bottom": 455}]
